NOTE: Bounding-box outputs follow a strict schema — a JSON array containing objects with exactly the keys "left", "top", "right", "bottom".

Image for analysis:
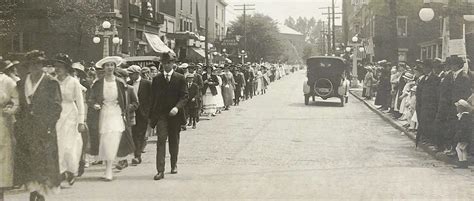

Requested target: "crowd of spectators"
[{"left": 361, "top": 55, "right": 474, "bottom": 169}]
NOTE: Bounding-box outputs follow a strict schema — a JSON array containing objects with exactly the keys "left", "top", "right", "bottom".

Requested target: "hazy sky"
[{"left": 225, "top": 0, "right": 343, "bottom": 25}]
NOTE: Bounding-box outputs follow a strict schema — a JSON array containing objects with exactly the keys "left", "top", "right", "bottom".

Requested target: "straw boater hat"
[
  {"left": 179, "top": 63, "right": 189, "bottom": 69},
  {"left": 71, "top": 62, "right": 87, "bottom": 78},
  {"left": 0, "top": 60, "right": 12, "bottom": 72},
  {"left": 95, "top": 56, "right": 123, "bottom": 69}
]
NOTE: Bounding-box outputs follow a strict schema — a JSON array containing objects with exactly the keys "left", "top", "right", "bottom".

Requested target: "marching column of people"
[
  {"left": 361, "top": 55, "right": 473, "bottom": 169},
  {"left": 0, "top": 50, "right": 297, "bottom": 200}
]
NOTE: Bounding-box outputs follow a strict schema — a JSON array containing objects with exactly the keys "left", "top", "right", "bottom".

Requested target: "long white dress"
[
  {"left": 256, "top": 71, "right": 263, "bottom": 93},
  {"left": 56, "top": 76, "right": 84, "bottom": 175},
  {"left": 98, "top": 78, "right": 125, "bottom": 161},
  {"left": 0, "top": 73, "right": 18, "bottom": 188},
  {"left": 214, "top": 76, "right": 225, "bottom": 108}
]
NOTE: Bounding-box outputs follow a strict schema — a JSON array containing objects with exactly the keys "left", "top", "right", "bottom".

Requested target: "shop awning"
[
  {"left": 190, "top": 47, "right": 206, "bottom": 58},
  {"left": 144, "top": 33, "right": 175, "bottom": 54}
]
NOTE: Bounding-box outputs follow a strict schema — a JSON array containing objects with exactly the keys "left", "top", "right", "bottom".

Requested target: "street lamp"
[
  {"left": 93, "top": 36, "right": 101, "bottom": 44},
  {"left": 102, "top": 20, "right": 111, "bottom": 29},
  {"left": 351, "top": 35, "right": 358, "bottom": 43},
  {"left": 112, "top": 36, "right": 120, "bottom": 44},
  {"left": 238, "top": 50, "right": 248, "bottom": 64},
  {"left": 93, "top": 20, "right": 119, "bottom": 57},
  {"left": 347, "top": 35, "right": 364, "bottom": 87},
  {"left": 419, "top": 7, "right": 435, "bottom": 22}
]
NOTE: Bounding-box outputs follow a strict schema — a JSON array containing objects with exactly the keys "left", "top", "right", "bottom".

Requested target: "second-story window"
[
  {"left": 396, "top": 16, "right": 407, "bottom": 37},
  {"left": 180, "top": 0, "right": 183, "bottom": 10},
  {"left": 190, "top": 0, "right": 193, "bottom": 14},
  {"left": 216, "top": 6, "right": 218, "bottom": 19}
]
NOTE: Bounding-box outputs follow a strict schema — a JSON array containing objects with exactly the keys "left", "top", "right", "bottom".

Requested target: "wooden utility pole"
[
  {"left": 320, "top": 6, "right": 341, "bottom": 54},
  {"left": 205, "top": 0, "right": 209, "bottom": 66},
  {"left": 332, "top": 0, "right": 336, "bottom": 53},
  {"left": 234, "top": 4, "right": 255, "bottom": 52},
  {"left": 121, "top": 0, "right": 129, "bottom": 55}
]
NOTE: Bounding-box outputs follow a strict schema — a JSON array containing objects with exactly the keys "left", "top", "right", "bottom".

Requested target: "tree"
[
  {"left": 228, "top": 13, "right": 283, "bottom": 63},
  {"left": 0, "top": 3, "right": 18, "bottom": 40},
  {"left": 46, "top": 0, "right": 109, "bottom": 59},
  {"left": 284, "top": 16, "right": 296, "bottom": 29}
]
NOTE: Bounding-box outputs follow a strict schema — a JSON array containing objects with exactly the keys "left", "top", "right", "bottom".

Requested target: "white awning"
[
  {"left": 144, "top": 33, "right": 175, "bottom": 54},
  {"left": 190, "top": 48, "right": 206, "bottom": 58}
]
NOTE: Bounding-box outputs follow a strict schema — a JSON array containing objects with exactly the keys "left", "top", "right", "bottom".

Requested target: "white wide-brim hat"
[{"left": 95, "top": 56, "right": 123, "bottom": 69}]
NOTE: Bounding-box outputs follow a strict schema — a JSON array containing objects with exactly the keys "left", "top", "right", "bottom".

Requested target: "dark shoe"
[
  {"left": 187, "top": 122, "right": 192, "bottom": 126},
  {"left": 66, "top": 172, "right": 76, "bottom": 186},
  {"left": 91, "top": 161, "right": 103, "bottom": 165},
  {"left": 78, "top": 161, "right": 85, "bottom": 177},
  {"left": 192, "top": 125, "right": 196, "bottom": 129},
  {"left": 171, "top": 166, "right": 178, "bottom": 174},
  {"left": 131, "top": 157, "right": 142, "bottom": 166},
  {"left": 116, "top": 160, "right": 128, "bottom": 170},
  {"left": 154, "top": 172, "right": 164, "bottom": 180}
]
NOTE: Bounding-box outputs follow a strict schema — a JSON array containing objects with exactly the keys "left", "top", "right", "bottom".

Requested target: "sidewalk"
[{"left": 349, "top": 88, "right": 472, "bottom": 166}]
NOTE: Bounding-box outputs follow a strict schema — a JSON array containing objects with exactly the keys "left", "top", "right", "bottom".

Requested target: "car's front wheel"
[{"left": 304, "top": 95, "right": 310, "bottom": 105}]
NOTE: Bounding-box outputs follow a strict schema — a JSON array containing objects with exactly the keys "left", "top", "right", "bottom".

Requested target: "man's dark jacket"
[{"left": 149, "top": 72, "right": 188, "bottom": 128}]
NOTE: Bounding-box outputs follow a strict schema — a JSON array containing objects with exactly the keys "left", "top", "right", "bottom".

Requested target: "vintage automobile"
[
  {"left": 303, "top": 56, "right": 349, "bottom": 106},
  {"left": 123, "top": 56, "right": 161, "bottom": 69}
]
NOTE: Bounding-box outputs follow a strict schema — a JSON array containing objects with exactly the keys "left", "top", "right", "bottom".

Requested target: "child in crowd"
[
  {"left": 453, "top": 99, "right": 472, "bottom": 169},
  {"left": 186, "top": 74, "right": 199, "bottom": 129}
]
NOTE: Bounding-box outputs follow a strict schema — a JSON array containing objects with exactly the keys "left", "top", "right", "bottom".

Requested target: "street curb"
[{"left": 349, "top": 90, "right": 457, "bottom": 166}]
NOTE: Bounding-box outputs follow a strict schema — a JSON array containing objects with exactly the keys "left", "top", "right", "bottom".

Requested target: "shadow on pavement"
[{"left": 288, "top": 100, "right": 342, "bottom": 108}]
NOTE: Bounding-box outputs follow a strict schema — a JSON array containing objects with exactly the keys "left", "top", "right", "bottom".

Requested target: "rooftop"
[{"left": 277, "top": 24, "right": 303, "bottom": 36}]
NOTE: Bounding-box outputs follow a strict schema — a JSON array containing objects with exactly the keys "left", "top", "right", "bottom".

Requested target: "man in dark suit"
[
  {"left": 416, "top": 59, "right": 441, "bottom": 147},
  {"left": 243, "top": 65, "right": 254, "bottom": 100},
  {"left": 127, "top": 65, "right": 153, "bottom": 165},
  {"left": 435, "top": 58, "right": 456, "bottom": 153},
  {"left": 451, "top": 55, "right": 471, "bottom": 102},
  {"left": 149, "top": 53, "right": 188, "bottom": 180}
]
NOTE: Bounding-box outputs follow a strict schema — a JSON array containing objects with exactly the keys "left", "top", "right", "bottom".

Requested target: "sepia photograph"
[{"left": 0, "top": 0, "right": 474, "bottom": 200}]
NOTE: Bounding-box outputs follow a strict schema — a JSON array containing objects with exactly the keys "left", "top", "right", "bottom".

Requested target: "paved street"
[{"left": 7, "top": 71, "right": 474, "bottom": 201}]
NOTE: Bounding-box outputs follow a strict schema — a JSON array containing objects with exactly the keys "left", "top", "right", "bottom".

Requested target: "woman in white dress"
[
  {"left": 0, "top": 61, "right": 19, "bottom": 201},
  {"left": 87, "top": 56, "right": 127, "bottom": 181},
  {"left": 214, "top": 68, "right": 225, "bottom": 114},
  {"left": 51, "top": 54, "right": 85, "bottom": 186},
  {"left": 256, "top": 68, "right": 263, "bottom": 95}
]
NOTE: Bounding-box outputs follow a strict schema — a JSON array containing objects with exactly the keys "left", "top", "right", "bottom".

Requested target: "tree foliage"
[
  {"left": 45, "top": 0, "right": 109, "bottom": 58},
  {"left": 284, "top": 16, "right": 322, "bottom": 44},
  {"left": 0, "top": 3, "right": 18, "bottom": 39},
  {"left": 228, "top": 13, "right": 283, "bottom": 63}
]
